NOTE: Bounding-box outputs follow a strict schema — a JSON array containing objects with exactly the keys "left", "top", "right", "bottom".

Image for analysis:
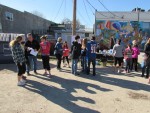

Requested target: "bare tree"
[
  {"left": 61, "top": 18, "right": 81, "bottom": 30},
  {"left": 31, "top": 10, "right": 45, "bottom": 18}
]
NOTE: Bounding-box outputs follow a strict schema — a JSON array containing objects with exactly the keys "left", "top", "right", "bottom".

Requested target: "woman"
[
  {"left": 40, "top": 36, "right": 51, "bottom": 77},
  {"left": 142, "top": 38, "right": 150, "bottom": 79},
  {"left": 112, "top": 39, "right": 124, "bottom": 73},
  {"left": 54, "top": 37, "right": 63, "bottom": 70},
  {"left": 131, "top": 40, "right": 140, "bottom": 71},
  {"left": 109, "top": 35, "right": 115, "bottom": 49},
  {"left": 81, "top": 38, "right": 87, "bottom": 73},
  {"left": 10, "top": 36, "right": 26, "bottom": 86},
  {"left": 62, "top": 41, "right": 70, "bottom": 68}
]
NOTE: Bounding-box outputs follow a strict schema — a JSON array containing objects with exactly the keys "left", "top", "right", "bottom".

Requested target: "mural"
[{"left": 95, "top": 20, "right": 144, "bottom": 48}]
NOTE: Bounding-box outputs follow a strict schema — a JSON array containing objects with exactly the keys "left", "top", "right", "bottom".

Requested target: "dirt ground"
[{"left": 0, "top": 54, "right": 150, "bottom": 113}]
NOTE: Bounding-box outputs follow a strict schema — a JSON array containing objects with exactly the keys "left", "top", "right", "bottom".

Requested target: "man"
[
  {"left": 87, "top": 36, "right": 97, "bottom": 76},
  {"left": 25, "top": 33, "right": 40, "bottom": 75},
  {"left": 71, "top": 35, "right": 81, "bottom": 75}
]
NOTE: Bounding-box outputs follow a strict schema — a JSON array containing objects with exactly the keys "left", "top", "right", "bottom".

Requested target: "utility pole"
[{"left": 72, "top": 0, "right": 76, "bottom": 36}]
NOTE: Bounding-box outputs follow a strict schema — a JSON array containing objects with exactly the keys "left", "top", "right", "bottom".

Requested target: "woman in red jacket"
[
  {"left": 63, "top": 41, "right": 70, "bottom": 67},
  {"left": 40, "top": 36, "right": 51, "bottom": 77}
]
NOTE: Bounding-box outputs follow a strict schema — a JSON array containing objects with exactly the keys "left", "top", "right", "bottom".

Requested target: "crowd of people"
[{"left": 9, "top": 33, "right": 150, "bottom": 86}]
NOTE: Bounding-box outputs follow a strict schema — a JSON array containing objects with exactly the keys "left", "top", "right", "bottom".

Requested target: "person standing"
[
  {"left": 131, "top": 40, "right": 140, "bottom": 71},
  {"left": 62, "top": 41, "right": 70, "bottom": 68},
  {"left": 81, "top": 38, "right": 87, "bottom": 73},
  {"left": 109, "top": 35, "right": 115, "bottom": 49},
  {"left": 141, "top": 38, "right": 150, "bottom": 79},
  {"left": 71, "top": 35, "right": 81, "bottom": 75},
  {"left": 25, "top": 33, "right": 40, "bottom": 75},
  {"left": 54, "top": 37, "right": 63, "bottom": 70},
  {"left": 40, "top": 36, "right": 51, "bottom": 77},
  {"left": 10, "top": 36, "right": 26, "bottom": 86},
  {"left": 112, "top": 39, "right": 124, "bottom": 73},
  {"left": 87, "top": 36, "right": 97, "bottom": 76},
  {"left": 124, "top": 44, "right": 133, "bottom": 73}
]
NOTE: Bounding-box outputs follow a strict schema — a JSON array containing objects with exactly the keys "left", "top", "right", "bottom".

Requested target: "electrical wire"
[
  {"left": 97, "top": 0, "right": 123, "bottom": 19},
  {"left": 83, "top": 0, "right": 92, "bottom": 23},
  {"left": 53, "top": 0, "right": 64, "bottom": 21},
  {"left": 86, "top": 0, "right": 108, "bottom": 18}
]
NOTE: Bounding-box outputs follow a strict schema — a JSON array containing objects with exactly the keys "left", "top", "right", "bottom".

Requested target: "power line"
[
  {"left": 86, "top": 0, "right": 108, "bottom": 18},
  {"left": 83, "top": 0, "right": 92, "bottom": 23},
  {"left": 97, "top": 0, "right": 123, "bottom": 19},
  {"left": 53, "top": 0, "right": 64, "bottom": 21}
]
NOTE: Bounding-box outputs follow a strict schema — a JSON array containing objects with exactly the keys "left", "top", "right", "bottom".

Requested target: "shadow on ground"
[{"left": 24, "top": 73, "right": 112, "bottom": 113}]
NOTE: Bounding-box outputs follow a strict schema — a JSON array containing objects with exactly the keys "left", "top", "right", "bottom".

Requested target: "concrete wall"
[{"left": 0, "top": 4, "right": 54, "bottom": 34}]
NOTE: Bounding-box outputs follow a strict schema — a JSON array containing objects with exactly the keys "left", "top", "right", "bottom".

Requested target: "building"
[{"left": 0, "top": 4, "right": 55, "bottom": 34}]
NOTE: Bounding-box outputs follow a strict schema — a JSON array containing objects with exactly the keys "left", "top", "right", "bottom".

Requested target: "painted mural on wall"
[{"left": 95, "top": 20, "right": 144, "bottom": 48}]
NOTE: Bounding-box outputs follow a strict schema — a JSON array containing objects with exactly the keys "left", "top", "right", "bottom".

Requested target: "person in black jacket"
[
  {"left": 71, "top": 35, "right": 81, "bottom": 75},
  {"left": 25, "top": 33, "right": 40, "bottom": 75},
  {"left": 142, "top": 38, "right": 150, "bottom": 79}
]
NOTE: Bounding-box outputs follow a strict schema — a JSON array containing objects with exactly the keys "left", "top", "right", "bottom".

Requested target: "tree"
[
  {"left": 31, "top": 10, "right": 45, "bottom": 18},
  {"left": 61, "top": 18, "right": 81, "bottom": 30}
]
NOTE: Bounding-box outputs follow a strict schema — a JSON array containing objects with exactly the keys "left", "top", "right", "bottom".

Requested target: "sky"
[{"left": 0, "top": 0, "right": 149, "bottom": 28}]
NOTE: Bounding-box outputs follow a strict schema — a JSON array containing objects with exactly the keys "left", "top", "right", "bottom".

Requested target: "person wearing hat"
[{"left": 131, "top": 40, "right": 140, "bottom": 71}]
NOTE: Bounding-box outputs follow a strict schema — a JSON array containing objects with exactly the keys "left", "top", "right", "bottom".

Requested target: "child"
[
  {"left": 131, "top": 40, "right": 140, "bottom": 71},
  {"left": 40, "top": 36, "right": 51, "bottom": 77},
  {"left": 81, "top": 38, "right": 87, "bottom": 73},
  {"left": 62, "top": 41, "right": 70, "bottom": 68},
  {"left": 124, "top": 44, "right": 133, "bottom": 73}
]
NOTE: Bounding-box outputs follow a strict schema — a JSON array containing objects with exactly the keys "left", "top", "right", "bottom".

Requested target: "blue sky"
[{"left": 0, "top": 0, "right": 149, "bottom": 28}]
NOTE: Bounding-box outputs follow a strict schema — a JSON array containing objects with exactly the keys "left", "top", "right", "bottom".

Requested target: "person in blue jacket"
[
  {"left": 54, "top": 37, "right": 63, "bottom": 70},
  {"left": 87, "top": 36, "right": 97, "bottom": 76}
]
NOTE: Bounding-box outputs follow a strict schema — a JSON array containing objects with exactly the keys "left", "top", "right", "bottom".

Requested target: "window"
[{"left": 5, "top": 12, "right": 13, "bottom": 21}]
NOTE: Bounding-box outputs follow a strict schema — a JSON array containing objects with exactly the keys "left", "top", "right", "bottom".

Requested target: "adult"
[
  {"left": 71, "top": 35, "right": 81, "bottom": 75},
  {"left": 54, "top": 37, "right": 63, "bottom": 70},
  {"left": 141, "top": 38, "right": 150, "bottom": 78},
  {"left": 25, "top": 33, "right": 40, "bottom": 75},
  {"left": 112, "top": 39, "right": 124, "bottom": 73},
  {"left": 109, "top": 35, "right": 115, "bottom": 49},
  {"left": 40, "top": 36, "right": 51, "bottom": 77},
  {"left": 62, "top": 41, "right": 70, "bottom": 68},
  {"left": 131, "top": 40, "right": 140, "bottom": 72},
  {"left": 87, "top": 36, "right": 97, "bottom": 76},
  {"left": 81, "top": 38, "right": 87, "bottom": 73},
  {"left": 141, "top": 33, "right": 148, "bottom": 50},
  {"left": 10, "top": 36, "right": 26, "bottom": 86}
]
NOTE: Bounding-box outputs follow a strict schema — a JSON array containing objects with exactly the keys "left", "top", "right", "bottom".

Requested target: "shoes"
[
  {"left": 145, "top": 76, "right": 149, "bottom": 79},
  {"left": 17, "top": 81, "right": 26, "bottom": 86},
  {"left": 22, "top": 76, "right": 27, "bottom": 80},
  {"left": 47, "top": 74, "right": 51, "bottom": 78},
  {"left": 118, "top": 70, "right": 121, "bottom": 73},
  {"left": 27, "top": 72, "right": 31, "bottom": 76},
  {"left": 43, "top": 72, "right": 48, "bottom": 76},
  {"left": 34, "top": 71, "right": 38, "bottom": 74}
]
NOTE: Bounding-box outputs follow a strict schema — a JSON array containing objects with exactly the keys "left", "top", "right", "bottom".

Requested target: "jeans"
[
  {"left": 81, "top": 56, "right": 87, "bottom": 72},
  {"left": 131, "top": 58, "right": 138, "bottom": 71},
  {"left": 87, "top": 58, "right": 96, "bottom": 75},
  {"left": 72, "top": 59, "right": 78, "bottom": 74},
  {"left": 142, "top": 64, "right": 150, "bottom": 78},
  {"left": 27, "top": 56, "right": 37, "bottom": 73},
  {"left": 42, "top": 55, "right": 50, "bottom": 70},
  {"left": 56, "top": 54, "right": 62, "bottom": 69},
  {"left": 125, "top": 59, "right": 132, "bottom": 71}
]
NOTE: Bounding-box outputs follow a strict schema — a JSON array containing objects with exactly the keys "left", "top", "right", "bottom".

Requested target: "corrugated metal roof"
[{"left": 96, "top": 11, "right": 150, "bottom": 22}]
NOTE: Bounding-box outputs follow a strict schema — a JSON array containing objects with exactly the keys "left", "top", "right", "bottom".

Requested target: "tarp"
[{"left": 0, "top": 33, "right": 25, "bottom": 64}]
